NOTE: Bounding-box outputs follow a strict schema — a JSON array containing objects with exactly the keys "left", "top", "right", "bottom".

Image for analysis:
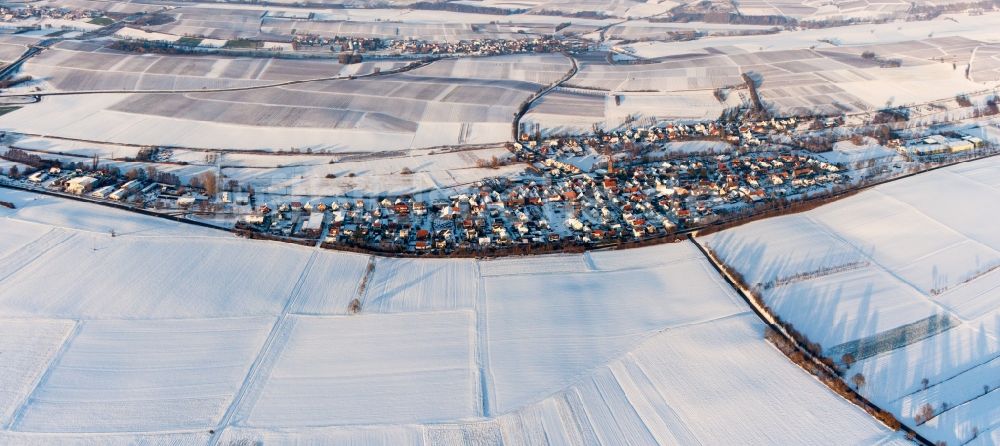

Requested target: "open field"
[
  {"left": 21, "top": 41, "right": 403, "bottom": 93},
  {"left": 533, "top": 35, "right": 995, "bottom": 130},
  {"left": 2, "top": 54, "right": 571, "bottom": 152},
  {"left": 148, "top": 7, "right": 268, "bottom": 41},
  {"left": 234, "top": 311, "right": 479, "bottom": 427},
  {"left": 13, "top": 317, "right": 272, "bottom": 433},
  {"left": 0, "top": 186, "right": 900, "bottom": 444},
  {"left": 702, "top": 155, "right": 1000, "bottom": 446}
]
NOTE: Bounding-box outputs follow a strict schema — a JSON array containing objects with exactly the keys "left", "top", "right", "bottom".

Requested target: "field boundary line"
[
  {"left": 207, "top": 250, "right": 318, "bottom": 445},
  {"left": 5, "top": 319, "right": 82, "bottom": 430}
]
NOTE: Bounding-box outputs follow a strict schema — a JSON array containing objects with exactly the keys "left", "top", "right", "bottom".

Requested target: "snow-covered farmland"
[
  {"left": 702, "top": 155, "right": 1000, "bottom": 445},
  {"left": 12, "top": 317, "right": 272, "bottom": 433},
  {"left": 234, "top": 311, "right": 479, "bottom": 427},
  {"left": 0, "top": 319, "right": 74, "bottom": 427},
  {"left": 361, "top": 257, "right": 478, "bottom": 313},
  {"left": 20, "top": 42, "right": 402, "bottom": 93},
  {"left": 0, "top": 187, "right": 901, "bottom": 444},
  {"left": 484, "top": 252, "right": 746, "bottom": 412},
  {"left": 1, "top": 54, "right": 571, "bottom": 152}
]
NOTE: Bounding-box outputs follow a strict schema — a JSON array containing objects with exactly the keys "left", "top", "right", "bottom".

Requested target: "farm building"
[{"left": 65, "top": 176, "right": 98, "bottom": 195}]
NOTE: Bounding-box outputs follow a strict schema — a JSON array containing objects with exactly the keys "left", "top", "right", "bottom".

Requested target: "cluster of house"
[
  {"left": 517, "top": 116, "right": 800, "bottom": 156},
  {"left": 239, "top": 144, "right": 843, "bottom": 254},
  {"left": 292, "top": 34, "right": 383, "bottom": 52},
  {"left": 384, "top": 37, "right": 587, "bottom": 56},
  {"left": 0, "top": 5, "right": 99, "bottom": 22},
  {"left": 32, "top": 169, "right": 218, "bottom": 209}
]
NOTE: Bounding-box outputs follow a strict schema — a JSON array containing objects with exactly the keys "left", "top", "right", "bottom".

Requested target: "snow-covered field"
[
  {"left": 703, "top": 155, "right": 1000, "bottom": 445},
  {"left": 1, "top": 54, "right": 571, "bottom": 152},
  {"left": 20, "top": 42, "right": 403, "bottom": 93},
  {"left": 0, "top": 187, "right": 900, "bottom": 444}
]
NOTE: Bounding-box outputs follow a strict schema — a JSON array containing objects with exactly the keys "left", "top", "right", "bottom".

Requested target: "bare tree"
[
  {"left": 915, "top": 403, "right": 934, "bottom": 424},
  {"left": 841, "top": 353, "right": 855, "bottom": 368},
  {"left": 851, "top": 372, "right": 865, "bottom": 389},
  {"left": 201, "top": 171, "right": 218, "bottom": 197}
]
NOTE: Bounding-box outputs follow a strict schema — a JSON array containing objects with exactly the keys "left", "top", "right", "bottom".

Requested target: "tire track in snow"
[
  {"left": 207, "top": 250, "right": 319, "bottom": 445},
  {"left": 0, "top": 228, "right": 75, "bottom": 284},
  {"left": 5, "top": 320, "right": 81, "bottom": 430}
]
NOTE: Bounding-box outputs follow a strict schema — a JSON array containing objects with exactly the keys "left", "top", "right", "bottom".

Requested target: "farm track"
[
  {"left": 207, "top": 250, "right": 319, "bottom": 446},
  {"left": 512, "top": 53, "right": 579, "bottom": 140}
]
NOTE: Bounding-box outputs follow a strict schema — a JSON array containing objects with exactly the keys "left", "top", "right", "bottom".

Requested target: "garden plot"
[
  {"left": 0, "top": 319, "right": 74, "bottom": 426},
  {"left": 235, "top": 311, "right": 478, "bottom": 427},
  {"left": 703, "top": 155, "right": 1000, "bottom": 446},
  {"left": 0, "top": 234, "right": 313, "bottom": 319},
  {"left": 13, "top": 317, "right": 272, "bottom": 433},
  {"left": 484, "top": 251, "right": 746, "bottom": 413},
  {"left": 362, "top": 258, "right": 478, "bottom": 313}
]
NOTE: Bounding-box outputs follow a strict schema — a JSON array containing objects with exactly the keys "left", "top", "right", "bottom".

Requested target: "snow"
[
  {"left": 0, "top": 219, "right": 51, "bottom": 260},
  {"left": 0, "top": 432, "right": 211, "bottom": 446},
  {"left": 704, "top": 155, "right": 1000, "bottom": 446},
  {"left": 762, "top": 267, "right": 941, "bottom": 349},
  {"left": 478, "top": 253, "right": 589, "bottom": 276},
  {"left": 13, "top": 317, "right": 272, "bottom": 433},
  {"left": 498, "top": 313, "right": 899, "bottom": 445},
  {"left": 114, "top": 27, "right": 181, "bottom": 43},
  {"left": 484, "top": 254, "right": 746, "bottom": 412},
  {"left": 0, "top": 187, "right": 900, "bottom": 443},
  {"left": 0, "top": 319, "right": 74, "bottom": 426},
  {"left": 615, "top": 314, "right": 898, "bottom": 445},
  {"left": 220, "top": 425, "right": 423, "bottom": 446},
  {"left": 0, "top": 188, "right": 223, "bottom": 237},
  {"left": 290, "top": 251, "right": 371, "bottom": 315},
  {"left": 361, "top": 258, "right": 478, "bottom": 313},
  {"left": 235, "top": 312, "right": 479, "bottom": 427},
  {"left": 0, "top": 234, "right": 314, "bottom": 319}
]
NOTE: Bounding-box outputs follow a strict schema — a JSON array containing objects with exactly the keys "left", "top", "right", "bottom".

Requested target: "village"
[{"left": 1, "top": 106, "right": 992, "bottom": 256}]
